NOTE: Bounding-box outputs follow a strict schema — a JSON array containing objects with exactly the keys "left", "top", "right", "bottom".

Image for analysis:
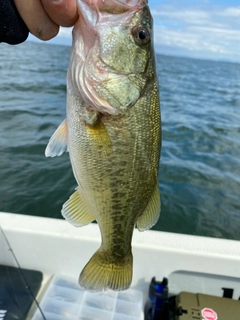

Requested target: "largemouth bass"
[{"left": 45, "top": 0, "right": 161, "bottom": 291}]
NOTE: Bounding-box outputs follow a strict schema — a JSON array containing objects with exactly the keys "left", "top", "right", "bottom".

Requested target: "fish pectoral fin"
[
  {"left": 61, "top": 188, "right": 95, "bottom": 227},
  {"left": 86, "top": 118, "right": 112, "bottom": 155},
  {"left": 45, "top": 119, "right": 68, "bottom": 157},
  {"left": 137, "top": 183, "right": 161, "bottom": 231}
]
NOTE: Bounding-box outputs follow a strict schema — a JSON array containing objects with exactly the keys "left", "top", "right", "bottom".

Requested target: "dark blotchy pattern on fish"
[{"left": 46, "top": 0, "right": 161, "bottom": 291}]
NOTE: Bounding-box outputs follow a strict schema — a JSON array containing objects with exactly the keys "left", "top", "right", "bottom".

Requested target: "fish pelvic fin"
[
  {"left": 79, "top": 248, "right": 133, "bottom": 292},
  {"left": 61, "top": 187, "right": 95, "bottom": 227},
  {"left": 137, "top": 182, "right": 161, "bottom": 231},
  {"left": 45, "top": 119, "right": 68, "bottom": 157}
]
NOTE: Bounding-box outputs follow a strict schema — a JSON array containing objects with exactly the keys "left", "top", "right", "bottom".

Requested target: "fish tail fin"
[{"left": 79, "top": 248, "right": 133, "bottom": 292}]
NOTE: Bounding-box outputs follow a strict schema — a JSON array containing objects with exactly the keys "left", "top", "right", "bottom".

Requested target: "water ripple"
[{"left": 0, "top": 43, "right": 240, "bottom": 240}]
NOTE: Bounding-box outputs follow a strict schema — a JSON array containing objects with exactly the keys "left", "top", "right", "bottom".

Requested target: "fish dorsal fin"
[
  {"left": 137, "top": 183, "right": 161, "bottom": 231},
  {"left": 45, "top": 119, "right": 68, "bottom": 157},
  {"left": 62, "top": 187, "right": 95, "bottom": 227}
]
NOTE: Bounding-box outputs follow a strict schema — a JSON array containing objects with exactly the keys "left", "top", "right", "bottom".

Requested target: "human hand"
[{"left": 14, "top": 0, "right": 78, "bottom": 40}]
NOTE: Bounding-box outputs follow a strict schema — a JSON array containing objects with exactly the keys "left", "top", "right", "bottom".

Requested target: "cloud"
[
  {"left": 152, "top": 3, "right": 240, "bottom": 62},
  {"left": 219, "top": 6, "right": 240, "bottom": 17},
  {"left": 58, "top": 27, "right": 73, "bottom": 38},
  {"left": 152, "top": 8, "right": 210, "bottom": 25}
]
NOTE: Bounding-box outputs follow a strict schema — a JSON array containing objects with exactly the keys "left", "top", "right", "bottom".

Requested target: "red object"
[{"left": 201, "top": 308, "right": 218, "bottom": 320}]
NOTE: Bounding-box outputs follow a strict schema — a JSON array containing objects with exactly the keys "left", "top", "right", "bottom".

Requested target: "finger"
[
  {"left": 13, "top": 0, "right": 59, "bottom": 40},
  {"left": 41, "top": 0, "right": 78, "bottom": 27}
]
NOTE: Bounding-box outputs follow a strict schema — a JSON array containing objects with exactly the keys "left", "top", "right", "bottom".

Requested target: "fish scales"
[{"left": 45, "top": 0, "right": 161, "bottom": 291}]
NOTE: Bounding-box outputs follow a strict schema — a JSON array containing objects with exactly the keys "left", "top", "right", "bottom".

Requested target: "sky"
[{"left": 28, "top": 0, "right": 240, "bottom": 62}]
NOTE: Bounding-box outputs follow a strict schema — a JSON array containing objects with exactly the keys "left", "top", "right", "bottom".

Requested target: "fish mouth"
[
  {"left": 75, "top": 0, "right": 148, "bottom": 56},
  {"left": 68, "top": 0, "right": 149, "bottom": 115},
  {"left": 81, "top": 0, "right": 147, "bottom": 14}
]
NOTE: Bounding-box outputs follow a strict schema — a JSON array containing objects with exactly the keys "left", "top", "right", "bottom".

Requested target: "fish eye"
[
  {"left": 139, "top": 30, "right": 147, "bottom": 40},
  {"left": 132, "top": 26, "right": 150, "bottom": 45}
]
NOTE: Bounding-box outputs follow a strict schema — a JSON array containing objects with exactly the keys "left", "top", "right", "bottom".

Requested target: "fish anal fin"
[
  {"left": 45, "top": 119, "right": 68, "bottom": 157},
  {"left": 61, "top": 187, "right": 95, "bottom": 227},
  {"left": 137, "top": 183, "right": 161, "bottom": 231},
  {"left": 79, "top": 248, "right": 133, "bottom": 291}
]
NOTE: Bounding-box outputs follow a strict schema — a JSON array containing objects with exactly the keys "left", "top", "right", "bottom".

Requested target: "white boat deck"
[{"left": 1, "top": 211, "right": 240, "bottom": 308}]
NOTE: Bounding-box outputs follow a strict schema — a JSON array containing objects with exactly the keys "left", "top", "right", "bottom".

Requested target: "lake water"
[{"left": 0, "top": 41, "right": 240, "bottom": 240}]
